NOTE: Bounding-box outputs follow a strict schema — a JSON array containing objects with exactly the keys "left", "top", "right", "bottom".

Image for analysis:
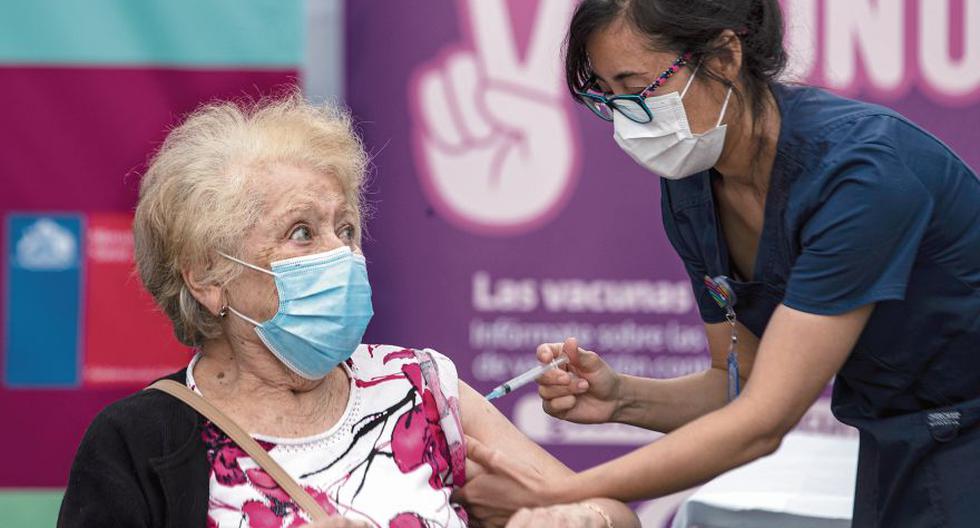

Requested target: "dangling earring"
[{"left": 219, "top": 305, "right": 228, "bottom": 318}]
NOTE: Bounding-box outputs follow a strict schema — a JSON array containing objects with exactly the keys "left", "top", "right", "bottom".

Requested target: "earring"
[{"left": 219, "top": 305, "right": 228, "bottom": 318}]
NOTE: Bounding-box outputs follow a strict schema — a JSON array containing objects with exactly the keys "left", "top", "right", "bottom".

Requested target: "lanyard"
[{"left": 704, "top": 275, "right": 740, "bottom": 402}]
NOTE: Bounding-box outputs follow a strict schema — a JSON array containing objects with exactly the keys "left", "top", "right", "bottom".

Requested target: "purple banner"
[{"left": 346, "top": 0, "right": 978, "bottom": 522}]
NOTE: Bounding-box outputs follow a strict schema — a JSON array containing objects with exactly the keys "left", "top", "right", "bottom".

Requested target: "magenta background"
[{"left": 0, "top": 67, "right": 298, "bottom": 486}]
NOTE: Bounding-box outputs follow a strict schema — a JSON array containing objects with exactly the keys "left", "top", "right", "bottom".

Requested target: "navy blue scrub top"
[{"left": 661, "top": 83, "right": 980, "bottom": 526}]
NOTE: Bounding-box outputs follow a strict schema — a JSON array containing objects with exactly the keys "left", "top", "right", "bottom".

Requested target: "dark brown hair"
[{"left": 564, "top": 0, "right": 787, "bottom": 122}]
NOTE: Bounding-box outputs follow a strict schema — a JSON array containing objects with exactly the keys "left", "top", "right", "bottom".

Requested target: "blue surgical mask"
[{"left": 218, "top": 246, "right": 374, "bottom": 379}]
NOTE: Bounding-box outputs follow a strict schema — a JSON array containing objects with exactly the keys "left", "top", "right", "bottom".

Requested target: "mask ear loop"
[
  {"left": 679, "top": 62, "right": 733, "bottom": 128},
  {"left": 680, "top": 62, "right": 701, "bottom": 99},
  {"left": 217, "top": 251, "right": 277, "bottom": 277},
  {"left": 716, "top": 85, "right": 734, "bottom": 127},
  {"left": 215, "top": 251, "right": 274, "bottom": 327},
  {"left": 223, "top": 304, "right": 263, "bottom": 327}
]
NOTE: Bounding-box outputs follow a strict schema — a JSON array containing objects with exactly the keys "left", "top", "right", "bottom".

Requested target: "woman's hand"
[
  {"left": 458, "top": 447, "right": 512, "bottom": 527},
  {"left": 537, "top": 338, "right": 623, "bottom": 424},
  {"left": 456, "top": 435, "right": 564, "bottom": 524},
  {"left": 506, "top": 503, "right": 610, "bottom": 528}
]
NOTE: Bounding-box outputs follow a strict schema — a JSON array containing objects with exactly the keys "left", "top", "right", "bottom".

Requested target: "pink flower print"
[
  {"left": 355, "top": 373, "right": 406, "bottom": 388},
  {"left": 422, "top": 390, "right": 452, "bottom": 484},
  {"left": 390, "top": 391, "right": 452, "bottom": 489},
  {"left": 391, "top": 358, "right": 456, "bottom": 488},
  {"left": 206, "top": 514, "right": 218, "bottom": 528},
  {"left": 243, "top": 469, "right": 338, "bottom": 528},
  {"left": 202, "top": 422, "right": 248, "bottom": 486},
  {"left": 246, "top": 467, "right": 294, "bottom": 504},
  {"left": 389, "top": 512, "right": 429, "bottom": 528},
  {"left": 303, "top": 486, "right": 338, "bottom": 516},
  {"left": 401, "top": 362, "right": 423, "bottom": 392},
  {"left": 283, "top": 487, "right": 338, "bottom": 528},
  {"left": 285, "top": 511, "right": 320, "bottom": 528},
  {"left": 391, "top": 404, "right": 426, "bottom": 471},
  {"left": 384, "top": 348, "right": 417, "bottom": 365},
  {"left": 243, "top": 499, "right": 284, "bottom": 528},
  {"left": 256, "top": 438, "right": 277, "bottom": 451},
  {"left": 201, "top": 422, "right": 278, "bottom": 486},
  {"left": 445, "top": 395, "right": 467, "bottom": 486},
  {"left": 421, "top": 389, "right": 442, "bottom": 423}
]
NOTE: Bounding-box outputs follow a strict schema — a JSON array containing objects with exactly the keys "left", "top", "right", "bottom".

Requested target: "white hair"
[{"left": 133, "top": 90, "right": 368, "bottom": 346}]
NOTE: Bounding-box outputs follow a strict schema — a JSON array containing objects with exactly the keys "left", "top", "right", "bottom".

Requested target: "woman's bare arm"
[{"left": 459, "top": 380, "right": 640, "bottom": 528}]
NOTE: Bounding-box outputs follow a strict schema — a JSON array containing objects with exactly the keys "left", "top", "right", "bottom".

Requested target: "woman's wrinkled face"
[
  {"left": 226, "top": 162, "right": 359, "bottom": 324},
  {"left": 586, "top": 18, "right": 728, "bottom": 134}
]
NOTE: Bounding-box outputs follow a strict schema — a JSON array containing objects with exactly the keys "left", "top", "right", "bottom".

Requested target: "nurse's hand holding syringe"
[
  {"left": 485, "top": 356, "right": 570, "bottom": 400},
  {"left": 531, "top": 337, "right": 624, "bottom": 424}
]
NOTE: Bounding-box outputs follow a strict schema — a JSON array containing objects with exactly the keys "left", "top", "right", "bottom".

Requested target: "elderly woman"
[{"left": 57, "top": 92, "right": 639, "bottom": 528}]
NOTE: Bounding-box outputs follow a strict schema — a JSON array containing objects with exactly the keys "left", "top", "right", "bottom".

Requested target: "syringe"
[{"left": 485, "top": 356, "right": 570, "bottom": 401}]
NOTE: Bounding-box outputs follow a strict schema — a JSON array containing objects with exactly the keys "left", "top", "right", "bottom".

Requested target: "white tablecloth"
[{"left": 671, "top": 432, "right": 858, "bottom": 528}]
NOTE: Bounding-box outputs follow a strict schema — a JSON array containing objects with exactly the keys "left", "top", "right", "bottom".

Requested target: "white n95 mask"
[{"left": 613, "top": 66, "right": 733, "bottom": 180}]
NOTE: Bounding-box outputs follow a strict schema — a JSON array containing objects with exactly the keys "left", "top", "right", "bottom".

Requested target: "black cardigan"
[{"left": 58, "top": 369, "right": 210, "bottom": 527}]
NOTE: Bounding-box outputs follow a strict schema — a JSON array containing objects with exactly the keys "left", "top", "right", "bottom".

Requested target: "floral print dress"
[{"left": 186, "top": 345, "right": 468, "bottom": 528}]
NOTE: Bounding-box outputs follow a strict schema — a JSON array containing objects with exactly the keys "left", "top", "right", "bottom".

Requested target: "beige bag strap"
[{"left": 147, "top": 379, "right": 328, "bottom": 522}]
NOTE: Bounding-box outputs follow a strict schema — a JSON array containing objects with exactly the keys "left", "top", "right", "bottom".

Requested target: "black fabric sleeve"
[{"left": 58, "top": 410, "right": 151, "bottom": 528}]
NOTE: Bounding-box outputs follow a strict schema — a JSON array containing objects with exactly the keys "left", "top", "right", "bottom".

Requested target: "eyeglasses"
[{"left": 575, "top": 52, "right": 692, "bottom": 123}]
